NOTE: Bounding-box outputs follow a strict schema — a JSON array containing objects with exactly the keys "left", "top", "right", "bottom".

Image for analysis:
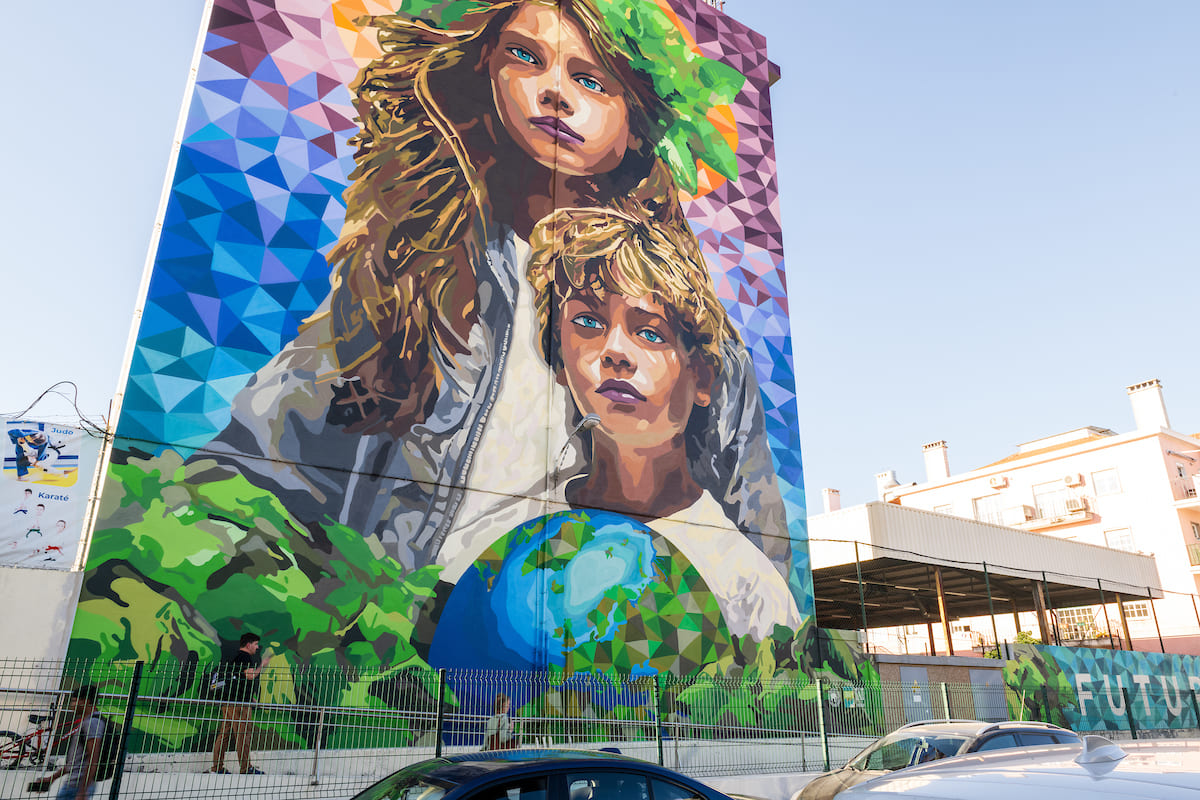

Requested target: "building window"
[
  {"left": 1192, "top": 521, "right": 1200, "bottom": 540},
  {"left": 1032, "top": 481, "right": 1070, "bottom": 518},
  {"left": 1104, "top": 528, "right": 1135, "bottom": 552},
  {"left": 1121, "top": 601, "right": 1149, "bottom": 619},
  {"left": 933, "top": 504, "right": 953, "bottom": 516},
  {"left": 1188, "top": 543, "right": 1200, "bottom": 567},
  {"left": 1057, "top": 606, "right": 1098, "bottom": 638},
  {"left": 1091, "top": 468, "right": 1121, "bottom": 496},
  {"left": 1179, "top": 464, "right": 1188, "bottom": 478},
  {"left": 972, "top": 494, "right": 1004, "bottom": 525}
]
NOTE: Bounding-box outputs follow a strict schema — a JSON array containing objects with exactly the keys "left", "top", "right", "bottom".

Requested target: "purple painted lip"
[
  {"left": 529, "top": 115, "right": 585, "bottom": 145},
  {"left": 596, "top": 379, "right": 644, "bottom": 403}
]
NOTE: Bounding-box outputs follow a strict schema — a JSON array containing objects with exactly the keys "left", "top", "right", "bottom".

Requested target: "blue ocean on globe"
[{"left": 429, "top": 509, "right": 659, "bottom": 672}]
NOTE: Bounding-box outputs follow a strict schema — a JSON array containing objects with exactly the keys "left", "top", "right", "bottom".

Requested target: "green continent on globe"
[{"left": 471, "top": 509, "right": 734, "bottom": 675}]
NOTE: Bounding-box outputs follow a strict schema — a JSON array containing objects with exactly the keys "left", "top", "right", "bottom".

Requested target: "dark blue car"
[{"left": 349, "top": 749, "right": 738, "bottom": 800}]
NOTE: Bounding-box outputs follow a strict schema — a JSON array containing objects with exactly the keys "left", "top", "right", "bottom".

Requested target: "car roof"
[
  {"left": 840, "top": 737, "right": 1200, "bottom": 800},
  {"left": 886, "top": 719, "right": 1072, "bottom": 738},
  {"left": 416, "top": 749, "right": 689, "bottom": 787}
]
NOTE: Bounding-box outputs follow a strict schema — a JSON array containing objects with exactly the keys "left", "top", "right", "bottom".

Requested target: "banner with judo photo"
[{"left": 1, "top": 420, "right": 101, "bottom": 569}]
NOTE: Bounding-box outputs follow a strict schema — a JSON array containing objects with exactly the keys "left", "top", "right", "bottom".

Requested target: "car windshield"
[
  {"left": 351, "top": 761, "right": 452, "bottom": 800},
  {"left": 847, "top": 732, "right": 970, "bottom": 772}
]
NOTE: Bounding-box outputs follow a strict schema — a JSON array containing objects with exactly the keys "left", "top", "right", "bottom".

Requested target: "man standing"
[
  {"left": 28, "top": 685, "right": 105, "bottom": 799},
  {"left": 210, "top": 632, "right": 271, "bottom": 775}
]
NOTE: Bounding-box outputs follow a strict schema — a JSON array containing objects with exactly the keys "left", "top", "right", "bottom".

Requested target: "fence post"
[
  {"left": 434, "top": 669, "right": 447, "bottom": 758},
  {"left": 108, "top": 660, "right": 142, "bottom": 800},
  {"left": 653, "top": 673, "right": 664, "bottom": 767},
  {"left": 939, "top": 683, "right": 951, "bottom": 719},
  {"left": 1191, "top": 690, "right": 1200, "bottom": 735},
  {"left": 815, "top": 679, "right": 830, "bottom": 771},
  {"left": 1121, "top": 687, "right": 1138, "bottom": 740},
  {"left": 309, "top": 709, "right": 325, "bottom": 786}
]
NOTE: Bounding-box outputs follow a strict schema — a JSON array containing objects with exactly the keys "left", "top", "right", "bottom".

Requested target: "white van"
[{"left": 839, "top": 736, "right": 1200, "bottom": 800}]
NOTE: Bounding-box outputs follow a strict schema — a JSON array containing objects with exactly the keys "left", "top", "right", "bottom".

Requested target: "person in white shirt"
[
  {"left": 29, "top": 685, "right": 105, "bottom": 800},
  {"left": 482, "top": 694, "right": 518, "bottom": 750}
]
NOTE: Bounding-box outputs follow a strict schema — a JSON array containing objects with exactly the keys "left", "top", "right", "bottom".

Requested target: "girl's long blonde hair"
[{"left": 316, "top": 0, "right": 715, "bottom": 432}]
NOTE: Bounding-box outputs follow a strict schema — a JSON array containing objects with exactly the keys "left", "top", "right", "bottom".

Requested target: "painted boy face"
[
  {"left": 559, "top": 290, "right": 710, "bottom": 450},
  {"left": 490, "top": 4, "right": 630, "bottom": 176}
]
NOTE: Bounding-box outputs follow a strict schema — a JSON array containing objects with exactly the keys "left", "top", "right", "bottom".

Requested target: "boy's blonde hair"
[{"left": 527, "top": 207, "right": 740, "bottom": 377}]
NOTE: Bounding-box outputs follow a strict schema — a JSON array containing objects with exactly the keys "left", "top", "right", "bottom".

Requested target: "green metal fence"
[{"left": 0, "top": 658, "right": 1194, "bottom": 799}]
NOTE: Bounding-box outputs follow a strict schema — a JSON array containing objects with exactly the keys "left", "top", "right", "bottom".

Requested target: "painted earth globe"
[{"left": 428, "top": 509, "right": 733, "bottom": 675}]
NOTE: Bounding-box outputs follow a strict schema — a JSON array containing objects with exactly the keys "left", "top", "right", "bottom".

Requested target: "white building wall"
[
  {"left": 0, "top": 567, "right": 82, "bottom": 660},
  {"left": 880, "top": 423, "right": 1200, "bottom": 649}
]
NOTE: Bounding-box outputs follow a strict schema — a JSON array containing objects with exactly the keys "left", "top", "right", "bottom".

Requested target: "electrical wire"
[{"left": 1, "top": 381, "right": 110, "bottom": 439}]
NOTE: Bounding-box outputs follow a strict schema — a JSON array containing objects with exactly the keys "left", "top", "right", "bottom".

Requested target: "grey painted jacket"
[{"left": 198, "top": 227, "right": 791, "bottom": 573}]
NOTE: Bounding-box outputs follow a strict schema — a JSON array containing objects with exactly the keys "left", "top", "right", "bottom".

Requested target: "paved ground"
[
  {"left": 2, "top": 768, "right": 819, "bottom": 800},
  {"left": 0, "top": 739, "right": 835, "bottom": 800}
]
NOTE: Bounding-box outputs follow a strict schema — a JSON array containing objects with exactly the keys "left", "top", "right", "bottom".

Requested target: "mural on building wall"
[
  {"left": 71, "top": 0, "right": 812, "bottom": 690},
  {"left": 1005, "top": 643, "right": 1200, "bottom": 732}
]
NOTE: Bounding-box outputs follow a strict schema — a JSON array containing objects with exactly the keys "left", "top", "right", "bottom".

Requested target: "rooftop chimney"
[
  {"left": 875, "top": 470, "right": 900, "bottom": 499},
  {"left": 822, "top": 488, "right": 841, "bottom": 514},
  {"left": 922, "top": 440, "right": 950, "bottom": 482},
  {"left": 1127, "top": 379, "right": 1170, "bottom": 431}
]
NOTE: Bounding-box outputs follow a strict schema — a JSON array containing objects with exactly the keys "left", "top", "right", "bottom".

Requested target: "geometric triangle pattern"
[
  {"left": 113, "top": 0, "right": 811, "bottom": 617},
  {"left": 119, "top": 0, "right": 361, "bottom": 449},
  {"left": 680, "top": 2, "right": 812, "bottom": 614}
]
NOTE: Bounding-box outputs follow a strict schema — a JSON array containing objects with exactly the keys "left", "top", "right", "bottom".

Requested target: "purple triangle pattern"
[
  {"left": 121, "top": 0, "right": 360, "bottom": 449},
  {"left": 675, "top": 1, "right": 810, "bottom": 610}
]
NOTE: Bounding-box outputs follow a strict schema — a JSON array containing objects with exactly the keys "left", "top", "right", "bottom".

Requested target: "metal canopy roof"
[
  {"left": 810, "top": 502, "right": 1162, "bottom": 632},
  {"left": 812, "top": 556, "right": 1152, "bottom": 630}
]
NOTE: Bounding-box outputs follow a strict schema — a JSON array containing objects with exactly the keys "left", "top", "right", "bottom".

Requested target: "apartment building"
[{"left": 874, "top": 379, "right": 1200, "bottom": 654}]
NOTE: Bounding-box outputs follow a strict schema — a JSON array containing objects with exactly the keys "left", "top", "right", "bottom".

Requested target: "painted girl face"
[
  {"left": 489, "top": 4, "right": 631, "bottom": 176},
  {"left": 558, "top": 290, "right": 710, "bottom": 450}
]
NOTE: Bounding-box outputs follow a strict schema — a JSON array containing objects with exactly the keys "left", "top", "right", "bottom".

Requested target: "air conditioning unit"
[
  {"left": 989, "top": 476, "right": 1008, "bottom": 489},
  {"left": 1064, "top": 473, "right": 1085, "bottom": 487},
  {"left": 1065, "top": 497, "right": 1088, "bottom": 513}
]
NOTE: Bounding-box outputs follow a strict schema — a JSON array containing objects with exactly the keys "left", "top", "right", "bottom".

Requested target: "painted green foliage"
[
  {"left": 1003, "top": 646, "right": 1077, "bottom": 728},
  {"left": 668, "top": 626, "right": 884, "bottom": 738},
  {"left": 70, "top": 451, "right": 887, "bottom": 752},
  {"left": 71, "top": 450, "right": 445, "bottom": 739}
]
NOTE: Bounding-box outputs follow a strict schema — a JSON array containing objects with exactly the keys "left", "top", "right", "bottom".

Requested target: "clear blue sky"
[{"left": 2, "top": 0, "right": 1197, "bottom": 508}]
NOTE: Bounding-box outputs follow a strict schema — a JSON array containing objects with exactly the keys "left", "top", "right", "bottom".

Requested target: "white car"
[{"left": 838, "top": 735, "right": 1200, "bottom": 799}]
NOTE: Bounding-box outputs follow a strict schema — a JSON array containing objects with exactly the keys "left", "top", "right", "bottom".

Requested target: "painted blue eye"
[
  {"left": 508, "top": 46, "right": 538, "bottom": 65},
  {"left": 572, "top": 314, "right": 602, "bottom": 330},
  {"left": 575, "top": 74, "right": 603, "bottom": 93},
  {"left": 637, "top": 329, "right": 665, "bottom": 344}
]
